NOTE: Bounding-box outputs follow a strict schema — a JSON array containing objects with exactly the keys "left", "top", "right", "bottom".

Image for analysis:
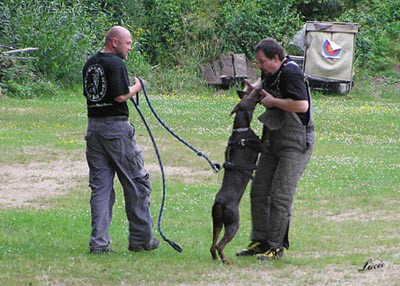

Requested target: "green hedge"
[{"left": 0, "top": 0, "right": 398, "bottom": 96}]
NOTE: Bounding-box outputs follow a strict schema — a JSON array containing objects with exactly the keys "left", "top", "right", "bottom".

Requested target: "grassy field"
[{"left": 0, "top": 83, "right": 399, "bottom": 286}]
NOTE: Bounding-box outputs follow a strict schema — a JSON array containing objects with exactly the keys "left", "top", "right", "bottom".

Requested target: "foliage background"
[
  {"left": 0, "top": 0, "right": 399, "bottom": 96},
  {"left": 0, "top": 2, "right": 399, "bottom": 284}
]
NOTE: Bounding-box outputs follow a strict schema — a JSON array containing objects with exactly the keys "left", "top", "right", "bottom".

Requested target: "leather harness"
[{"left": 223, "top": 128, "right": 260, "bottom": 179}]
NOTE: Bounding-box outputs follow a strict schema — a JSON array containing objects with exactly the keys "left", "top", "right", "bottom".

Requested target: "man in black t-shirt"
[
  {"left": 236, "top": 38, "right": 315, "bottom": 260},
  {"left": 83, "top": 26, "right": 159, "bottom": 254}
]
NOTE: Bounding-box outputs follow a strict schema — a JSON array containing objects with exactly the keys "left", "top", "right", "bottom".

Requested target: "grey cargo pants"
[{"left": 85, "top": 116, "right": 153, "bottom": 250}]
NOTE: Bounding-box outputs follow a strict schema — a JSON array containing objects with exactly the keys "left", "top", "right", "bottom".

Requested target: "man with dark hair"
[
  {"left": 236, "top": 38, "right": 315, "bottom": 260},
  {"left": 82, "top": 26, "right": 160, "bottom": 254}
]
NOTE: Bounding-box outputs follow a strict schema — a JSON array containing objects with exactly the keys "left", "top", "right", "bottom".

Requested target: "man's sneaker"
[
  {"left": 128, "top": 237, "right": 160, "bottom": 252},
  {"left": 236, "top": 241, "right": 269, "bottom": 256},
  {"left": 257, "top": 247, "right": 284, "bottom": 261},
  {"left": 89, "top": 247, "right": 116, "bottom": 254}
]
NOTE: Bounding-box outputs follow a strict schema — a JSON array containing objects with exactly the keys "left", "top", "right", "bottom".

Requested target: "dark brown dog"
[{"left": 210, "top": 88, "right": 265, "bottom": 264}]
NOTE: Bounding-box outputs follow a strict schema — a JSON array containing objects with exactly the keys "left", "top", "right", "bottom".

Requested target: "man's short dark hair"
[{"left": 254, "top": 38, "right": 285, "bottom": 61}]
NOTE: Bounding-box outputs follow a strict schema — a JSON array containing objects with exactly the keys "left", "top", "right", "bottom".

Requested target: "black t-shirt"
[
  {"left": 261, "top": 57, "right": 310, "bottom": 125},
  {"left": 83, "top": 52, "right": 130, "bottom": 118}
]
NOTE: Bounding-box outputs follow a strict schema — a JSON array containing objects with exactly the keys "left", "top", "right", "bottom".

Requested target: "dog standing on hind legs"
[{"left": 210, "top": 88, "right": 265, "bottom": 264}]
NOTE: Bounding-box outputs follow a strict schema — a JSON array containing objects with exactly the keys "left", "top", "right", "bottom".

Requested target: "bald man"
[{"left": 83, "top": 26, "right": 160, "bottom": 254}]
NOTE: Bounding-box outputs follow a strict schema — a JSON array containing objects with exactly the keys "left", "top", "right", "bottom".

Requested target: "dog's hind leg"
[
  {"left": 211, "top": 203, "right": 224, "bottom": 261},
  {"left": 217, "top": 211, "right": 240, "bottom": 264}
]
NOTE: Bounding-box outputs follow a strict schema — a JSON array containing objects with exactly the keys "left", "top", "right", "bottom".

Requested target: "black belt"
[{"left": 89, "top": 116, "right": 128, "bottom": 122}]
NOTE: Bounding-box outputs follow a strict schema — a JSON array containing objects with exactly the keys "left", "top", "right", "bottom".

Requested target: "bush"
[
  {"left": 294, "top": 0, "right": 345, "bottom": 21},
  {"left": 0, "top": 53, "right": 57, "bottom": 98},
  {"left": 339, "top": 0, "right": 400, "bottom": 77},
  {"left": 217, "top": 0, "right": 303, "bottom": 59},
  {"left": 1, "top": 0, "right": 113, "bottom": 84},
  {"left": 137, "top": 0, "right": 303, "bottom": 64},
  {"left": 132, "top": 0, "right": 303, "bottom": 93},
  {"left": 1, "top": 0, "right": 398, "bottom": 94}
]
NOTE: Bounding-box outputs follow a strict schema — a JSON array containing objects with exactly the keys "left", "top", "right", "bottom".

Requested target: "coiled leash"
[
  {"left": 130, "top": 96, "right": 183, "bottom": 253},
  {"left": 137, "top": 78, "right": 221, "bottom": 173},
  {"left": 129, "top": 79, "right": 220, "bottom": 253}
]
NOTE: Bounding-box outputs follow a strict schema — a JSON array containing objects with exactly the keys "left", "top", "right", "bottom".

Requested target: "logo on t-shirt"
[{"left": 84, "top": 64, "right": 107, "bottom": 102}]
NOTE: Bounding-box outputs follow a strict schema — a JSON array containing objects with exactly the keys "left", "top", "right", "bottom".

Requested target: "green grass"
[{"left": 0, "top": 84, "right": 399, "bottom": 285}]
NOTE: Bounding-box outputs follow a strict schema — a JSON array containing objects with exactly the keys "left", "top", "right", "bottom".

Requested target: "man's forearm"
[
  {"left": 260, "top": 91, "right": 309, "bottom": 113},
  {"left": 114, "top": 84, "right": 142, "bottom": 103}
]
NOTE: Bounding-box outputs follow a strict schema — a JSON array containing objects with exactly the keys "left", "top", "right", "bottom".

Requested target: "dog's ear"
[{"left": 236, "top": 90, "right": 248, "bottom": 99}]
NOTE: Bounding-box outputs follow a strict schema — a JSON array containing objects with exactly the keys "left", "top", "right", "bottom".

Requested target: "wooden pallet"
[{"left": 203, "top": 54, "right": 258, "bottom": 88}]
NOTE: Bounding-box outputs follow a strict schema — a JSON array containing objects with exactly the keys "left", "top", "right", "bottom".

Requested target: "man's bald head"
[
  {"left": 105, "top": 26, "right": 130, "bottom": 45},
  {"left": 104, "top": 26, "right": 132, "bottom": 60}
]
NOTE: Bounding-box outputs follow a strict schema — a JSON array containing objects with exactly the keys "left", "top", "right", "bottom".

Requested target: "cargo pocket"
[
  {"left": 99, "top": 131, "right": 123, "bottom": 152},
  {"left": 100, "top": 131, "right": 123, "bottom": 140},
  {"left": 127, "top": 124, "right": 136, "bottom": 140},
  {"left": 134, "top": 173, "right": 152, "bottom": 198},
  {"left": 127, "top": 146, "right": 147, "bottom": 179}
]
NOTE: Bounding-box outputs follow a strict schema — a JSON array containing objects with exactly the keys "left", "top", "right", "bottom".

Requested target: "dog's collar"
[
  {"left": 232, "top": 127, "right": 249, "bottom": 133},
  {"left": 228, "top": 137, "right": 260, "bottom": 147}
]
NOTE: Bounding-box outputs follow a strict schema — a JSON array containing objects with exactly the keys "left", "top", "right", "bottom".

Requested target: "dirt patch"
[
  {"left": 0, "top": 155, "right": 88, "bottom": 209},
  {"left": 145, "top": 164, "right": 217, "bottom": 184},
  {"left": 0, "top": 154, "right": 217, "bottom": 209}
]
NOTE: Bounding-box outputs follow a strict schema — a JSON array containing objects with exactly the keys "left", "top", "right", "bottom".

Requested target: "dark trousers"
[{"left": 250, "top": 145, "right": 313, "bottom": 249}]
